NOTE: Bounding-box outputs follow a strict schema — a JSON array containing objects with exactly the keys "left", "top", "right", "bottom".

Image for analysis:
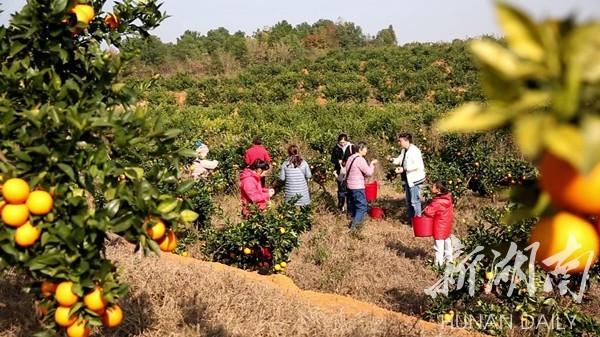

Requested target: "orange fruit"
[
  {"left": 158, "top": 230, "right": 177, "bottom": 252},
  {"left": 104, "top": 12, "right": 119, "bottom": 29},
  {"left": 26, "top": 190, "right": 54, "bottom": 215},
  {"left": 146, "top": 219, "right": 166, "bottom": 240},
  {"left": 70, "top": 4, "right": 95, "bottom": 25},
  {"left": 55, "top": 306, "right": 77, "bottom": 327},
  {"left": 83, "top": 287, "right": 106, "bottom": 312},
  {"left": 2, "top": 203, "right": 29, "bottom": 227},
  {"left": 56, "top": 281, "right": 79, "bottom": 307},
  {"left": 41, "top": 280, "right": 57, "bottom": 298},
  {"left": 102, "top": 304, "right": 124, "bottom": 328},
  {"left": 539, "top": 153, "right": 600, "bottom": 215},
  {"left": 66, "top": 319, "right": 90, "bottom": 337},
  {"left": 15, "top": 222, "right": 41, "bottom": 247},
  {"left": 2, "top": 178, "right": 30, "bottom": 203},
  {"left": 529, "top": 212, "right": 600, "bottom": 274},
  {"left": 243, "top": 247, "right": 251, "bottom": 255}
]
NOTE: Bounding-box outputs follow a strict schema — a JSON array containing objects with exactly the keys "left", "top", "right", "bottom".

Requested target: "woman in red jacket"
[
  {"left": 240, "top": 160, "right": 275, "bottom": 217},
  {"left": 423, "top": 181, "right": 454, "bottom": 266}
]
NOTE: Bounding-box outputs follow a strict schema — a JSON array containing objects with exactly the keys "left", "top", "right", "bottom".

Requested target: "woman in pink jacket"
[
  {"left": 240, "top": 160, "right": 275, "bottom": 217},
  {"left": 423, "top": 181, "right": 454, "bottom": 266},
  {"left": 344, "top": 142, "right": 378, "bottom": 231}
]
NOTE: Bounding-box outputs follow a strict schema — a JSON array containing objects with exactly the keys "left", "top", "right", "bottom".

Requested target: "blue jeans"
[
  {"left": 404, "top": 182, "right": 422, "bottom": 220},
  {"left": 348, "top": 189, "right": 368, "bottom": 229}
]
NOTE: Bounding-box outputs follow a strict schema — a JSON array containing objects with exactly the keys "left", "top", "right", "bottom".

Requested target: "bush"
[{"left": 203, "top": 201, "right": 313, "bottom": 274}]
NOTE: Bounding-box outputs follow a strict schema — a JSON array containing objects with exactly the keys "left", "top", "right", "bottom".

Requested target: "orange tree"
[
  {"left": 432, "top": 2, "right": 600, "bottom": 336},
  {"left": 0, "top": 1, "right": 200, "bottom": 336}
]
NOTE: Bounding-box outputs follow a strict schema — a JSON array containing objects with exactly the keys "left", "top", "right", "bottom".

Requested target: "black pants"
[{"left": 336, "top": 180, "right": 349, "bottom": 211}]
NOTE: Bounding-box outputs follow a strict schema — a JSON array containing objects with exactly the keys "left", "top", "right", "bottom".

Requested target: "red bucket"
[
  {"left": 369, "top": 206, "right": 385, "bottom": 219},
  {"left": 365, "top": 181, "right": 378, "bottom": 202},
  {"left": 412, "top": 216, "right": 433, "bottom": 237}
]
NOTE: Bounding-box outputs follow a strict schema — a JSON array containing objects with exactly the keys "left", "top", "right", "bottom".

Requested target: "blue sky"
[{"left": 1, "top": 1, "right": 599, "bottom": 44}]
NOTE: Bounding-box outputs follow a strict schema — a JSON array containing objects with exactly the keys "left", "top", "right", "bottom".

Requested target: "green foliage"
[
  {"left": 427, "top": 206, "right": 600, "bottom": 336},
  {"left": 437, "top": 4, "right": 600, "bottom": 173},
  {"left": 203, "top": 201, "right": 313, "bottom": 274},
  {"left": 0, "top": 0, "right": 204, "bottom": 334}
]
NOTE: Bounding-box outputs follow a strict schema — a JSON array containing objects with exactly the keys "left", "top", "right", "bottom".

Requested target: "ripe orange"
[
  {"left": 56, "top": 281, "right": 80, "bottom": 307},
  {"left": 529, "top": 212, "right": 600, "bottom": 274},
  {"left": 102, "top": 305, "right": 124, "bottom": 328},
  {"left": 243, "top": 247, "right": 251, "bottom": 255},
  {"left": 41, "top": 280, "right": 57, "bottom": 298},
  {"left": 280, "top": 262, "right": 287, "bottom": 268},
  {"left": 83, "top": 287, "right": 106, "bottom": 312},
  {"left": 2, "top": 203, "right": 30, "bottom": 227},
  {"left": 70, "top": 4, "right": 95, "bottom": 25},
  {"left": 15, "top": 222, "right": 41, "bottom": 247},
  {"left": 158, "top": 230, "right": 177, "bottom": 252},
  {"left": 26, "top": 190, "right": 54, "bottom": 215},
  {"left": 146, "top": 219, "right": 166, "bottom": 240},
  {"left": 66, "top": 319, "right": 90, "bottom": 337},
  {"left": 539, "top": 153, "right": 600, "bottom": 214},
  {"left": 104, "top": 12, "right": 119, "bottom": 29},
  {"left": 2, "top": 178, "right": 30, "bottom": 204},
  {"left": 55, "top": 306, "right": 77, "bottom": 327}
]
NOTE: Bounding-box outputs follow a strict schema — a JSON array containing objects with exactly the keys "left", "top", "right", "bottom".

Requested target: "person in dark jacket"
[
  {"left": 331, "top": 133, "right": 356, "bottom": 212},
  {"left": 423, "top": 181, "right": 454, "bottom": 266}
]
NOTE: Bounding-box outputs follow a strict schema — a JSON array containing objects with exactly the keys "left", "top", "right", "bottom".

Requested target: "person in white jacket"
[{"left": 391, "top": 133, "right": 426, "bottom": 222}]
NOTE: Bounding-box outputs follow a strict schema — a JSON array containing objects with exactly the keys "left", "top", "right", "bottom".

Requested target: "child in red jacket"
[{"left": 423, "top": 181, "right": 454, "bottom": 266}]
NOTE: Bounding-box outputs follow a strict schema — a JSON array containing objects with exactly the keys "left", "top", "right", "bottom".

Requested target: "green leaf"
[
  {"left": 497, "top": 3, "right": 545, "bottom": 62},
  {"left": 176, "top": 180, "right": 195, "bottom": 193},
  {"left": 106, "top": 199, "right": 121, "bottom": 217},
  {"left": 470, "top": 39, "right": 540, "bottom": 79},
  {"left": 57, "top": 163, "right": 76, "bottom": 181},
  {"left": 436, "top": 103, "right": 511, "bottom": 133},
  {"left": 180, "top": 210, "right": 199, "bottom": 223},
  {"left": 9, "top": 42, "right": 26, "bottom": 58},
  {"left": 581, "top": 116, "right": 600, "bottom": 173},
  {"left": 50, "top": 0, "right": 69, "bottom": 15},
  {"left": 157, "top": 198, "right": 178, "bottom": 214},
  {"left": 177, "top": 149, "right": 197, "bottom": 158},
  {"left": 162, "top": 129, "right": 182, "bottom": 139},
  {"left": 543, "top": 123, "right": 585, "bottom": 170},
  {"left": 124, "top": 167, "right": 144, "bottom": 180},
  {"left": 111, "top": 83, "right": 126, "bottom": 93},
  {"left": 513, "top": 114, "right": 550, "bottom": 159}
]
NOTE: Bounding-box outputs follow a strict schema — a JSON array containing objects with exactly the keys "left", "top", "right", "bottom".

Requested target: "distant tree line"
[{"left": 122, "top": 19, "right": 398, "bottom": 75}]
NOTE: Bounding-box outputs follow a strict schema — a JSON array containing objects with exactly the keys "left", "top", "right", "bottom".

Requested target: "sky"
[{"left": 1, "top": 1, "right": 599, "bottom": 44}]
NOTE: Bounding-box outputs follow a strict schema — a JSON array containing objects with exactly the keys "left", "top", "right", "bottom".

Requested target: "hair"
[
  {"left": 337, "top": 133, "right": 349, "bottom": 142},
  {"left": 249, "top": 159, "right": 270, "bottom": 171},
  {"left": 398, "top": 132, "right": 413, "bottom": 143},
  {"left": 432, "top": 180, "right": 449, "bottom": 194},
  {"left": 287, "top": 145, "right": 303, "bottom": 168},
  {"left": 252, "top": 136, "right": 262, "bottom": 145},
  {"left": 356, "top": 142, "right": 368, "bottom": 152}
]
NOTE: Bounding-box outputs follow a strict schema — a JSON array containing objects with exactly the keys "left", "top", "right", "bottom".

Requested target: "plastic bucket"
[
  {"left": 369, "top": 206, "right": 385, "bottom": 219},
  {"left": 412, "top": 216, "right": 433, "bottom": 237},
  {"left": 365, "top": 181, "right": 378, "bottom": 202}
]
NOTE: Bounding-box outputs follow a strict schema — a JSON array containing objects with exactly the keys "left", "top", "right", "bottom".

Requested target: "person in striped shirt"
[{"left": 279, "top": 145, "right": 312, "bottom": 206}]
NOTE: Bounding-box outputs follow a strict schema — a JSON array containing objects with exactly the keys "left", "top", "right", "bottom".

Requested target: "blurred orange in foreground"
[
  {"left": 529, "top": 212, "right": 600, "bottom": 274},
  {"left": 539, "top": 153, "right": 600, "bottom": 215}
]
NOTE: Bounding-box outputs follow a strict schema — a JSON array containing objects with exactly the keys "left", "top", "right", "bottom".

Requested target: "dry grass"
[
  {"left": 0, "top": 237, "right": 485, "bottom": 337},
  {"left": 3, "top": 181, "right": 581, "bottom": 337}
]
